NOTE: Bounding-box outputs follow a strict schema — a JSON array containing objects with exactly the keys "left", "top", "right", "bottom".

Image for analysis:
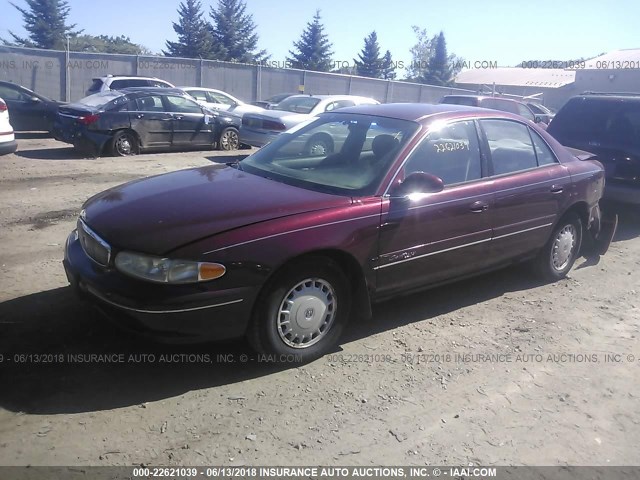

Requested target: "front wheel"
[
  {"left": 248, "top": 258, "right": 351, "bottom": 362},
  {"left": 534, "top": 213, "right": 582, "bottom": 280},
  {"left": 218, "top": 127, "right": 239, "bottom": 151},
  {"left": 306, "top": 135, "right": 333, "bottom": 156},
  {"left": 110, "top": 130, "right": 138, "bottom": 156}
]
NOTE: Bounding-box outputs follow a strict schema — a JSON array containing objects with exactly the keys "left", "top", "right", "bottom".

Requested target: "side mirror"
[
  {"left": 29, "top": 96, "right": 41, "bottom": 103},
  {"left": 389, "top": 171, "right": 444, "bottom": 197}
]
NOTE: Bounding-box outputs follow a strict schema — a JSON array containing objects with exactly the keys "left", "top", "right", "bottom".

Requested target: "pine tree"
[
  {"left": 423, "top": 31, "right": 453, "bottom": 86},
  {"left": 381, "top": 50, "right": 396, "bottom": 80},
  {"left": 8, "top": 0, "right": 81, "bottom": 50},
  {"left": 164, "top": 0, "right": 218, "bottom": 59},
  {"left": 287, "top": 10, "right": 334, "bottom": 72},
  {"left": 210, "top": 0, "right": 267, "bottom": 63},
  {"left": 354, "top": 31, "right": 383, "bottom": 78}
]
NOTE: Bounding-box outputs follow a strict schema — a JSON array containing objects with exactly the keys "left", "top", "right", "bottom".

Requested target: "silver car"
[
  {"left": 239, "top": 94, "right": 379, "bottom": 153},
  {"left": 180, "top": 86, "right": 265, "bottom": 117}
]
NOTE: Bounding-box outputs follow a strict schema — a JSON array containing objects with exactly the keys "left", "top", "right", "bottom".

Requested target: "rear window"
[
  {"left": 548, "top": 98, "right": 640, "bottom": 148},
  {"left": 276, "top": 96, "right": 321, "bottom": 114},
  {"left": 441, "top": 96, "right": 479, "bottom": 106},
  {"left": 87, "top": 79, "right": 103, "bottom": 93}
]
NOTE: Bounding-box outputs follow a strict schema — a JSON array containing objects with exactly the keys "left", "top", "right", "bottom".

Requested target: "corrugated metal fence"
[{"left": 0, "top": 45, "right": 475, "bottom": 104}]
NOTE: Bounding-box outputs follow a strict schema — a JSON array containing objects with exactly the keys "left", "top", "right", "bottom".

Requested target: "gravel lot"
[{"left": 0, "top": 135, "right": 639, "bottom": 467}]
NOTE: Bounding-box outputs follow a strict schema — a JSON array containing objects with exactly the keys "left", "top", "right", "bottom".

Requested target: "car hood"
[{"left": 81, "top": 165, "right": 351, "bottom": 255}]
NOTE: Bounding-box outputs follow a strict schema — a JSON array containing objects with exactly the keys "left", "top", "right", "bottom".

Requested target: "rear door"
[
  {"left": 130, "top": 95, "right": 172, "bottom": 148},
  {"left": 376, "top": 119, "right": 495, "bottom": 295},
  {"left": 163, "top": 95, "right": 214, "bottom": 147},
  {"left": 479, "top": 119, "right": 571, "bottom": 262}
]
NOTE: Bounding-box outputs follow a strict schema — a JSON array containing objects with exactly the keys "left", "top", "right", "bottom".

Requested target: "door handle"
[
  {"left": 550, "top": 185, "right": 564, "bottom": 194},
  {"left": 136, "top": 114, "right": 144, "bottom": 119},
  {"left": 470, "top": 201, "right": 489, "bottom": 213},
  {"left": 173, "top": 114, "right": 184, "bottom": 120},
  {"left": 160, "top": 116, "right": 173, "bottom": 121}
]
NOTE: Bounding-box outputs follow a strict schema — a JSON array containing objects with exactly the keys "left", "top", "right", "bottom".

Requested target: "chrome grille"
[{"left": 77, "top": 219, "right": 111, "bottom": 266}]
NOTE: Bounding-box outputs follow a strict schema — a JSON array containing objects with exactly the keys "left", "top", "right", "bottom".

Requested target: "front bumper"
[
  {"left": 0, "top": 139, "right": 17, "bottom": 155},
  {"left": 63, "top": 231, "right": 257, "bottom": 341}
]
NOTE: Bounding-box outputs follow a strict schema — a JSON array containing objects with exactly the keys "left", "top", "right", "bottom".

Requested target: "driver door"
[{"left": 375, "top": 120, "right": 495, "bottom": 295}]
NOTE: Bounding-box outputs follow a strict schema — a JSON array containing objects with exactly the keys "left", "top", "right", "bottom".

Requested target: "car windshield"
[
  {"left": 241, "top": 113, "right": 420, "bottom": 196},
  {"left": 77, "top": 91, "right": 123, "bottom": 108},
  {"left": 275, "top": 96, "right": 322, "bottom": 114}
]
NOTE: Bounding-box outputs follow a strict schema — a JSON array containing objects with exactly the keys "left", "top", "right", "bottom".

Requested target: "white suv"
[
  {"left": 0, "top": 97, "right": 17, "bottom": 155},
  {"left": 85, "top": 75, "right": 174, "bottom": 97}
]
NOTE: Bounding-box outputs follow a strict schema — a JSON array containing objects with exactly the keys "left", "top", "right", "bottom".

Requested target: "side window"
[
  {"left": 135, "top": 95, "right": 164, "bottom": 111},
  {"left": 0, "top": 85, "right": 26, "bottom": 100},
  {"left": 516, "top": 103, "right": 535, "bottom": 121},
  {"left": 481, "top": 120, "right": 538, "bottom": 175},
  {"left": 530, "top": 130, "right": 558, "bottom": 166},
  {"left": 208, "top": 92, "right": 234, "bottom": 105},
  {"left": 188, "top": 90, "right": 208, "bottom": 102},
  {"left": 403, "top": 120, "right": 482, "bottom": 186},
  {"left": 109, "top": 80, "right": 129, "bottom": 89},
  {"left": 164, "top": 95, "right": 203, "bottom": 113},
  {"left": 325, "top": 100, "right": 355, "bottom": 112}
]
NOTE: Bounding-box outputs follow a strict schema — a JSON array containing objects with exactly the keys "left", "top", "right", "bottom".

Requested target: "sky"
[{"left": 1, "top": 0, "right": 639, "bottom": 74}]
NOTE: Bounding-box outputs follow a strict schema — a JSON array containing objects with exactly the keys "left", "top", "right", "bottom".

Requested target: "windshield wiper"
[{"left": 226, "top": 159, "right": 243, "bottom": 171}]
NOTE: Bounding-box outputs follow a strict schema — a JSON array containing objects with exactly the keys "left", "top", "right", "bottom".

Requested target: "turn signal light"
[{"left": 198, "top": 263, "right": 226, "bottom": 281}]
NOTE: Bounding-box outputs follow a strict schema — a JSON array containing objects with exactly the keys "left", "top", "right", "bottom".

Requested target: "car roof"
[
  {"left": 93, "top": 75, "right": 166, "bottom": 81},
  {"left": 444, "top": 94, "right": 524, "bottom": 105},
  {"left": 573, "top": 92, "right": 640, "bottom": 101},
  {"left": 285, "top": 94, "right": 375, "bottom": 101},
  {"left": 116, "top": 87, "right": 189, "bottom": 96},
  {"left": 331, "top": 102, "right": 526, "bottom": 123}
]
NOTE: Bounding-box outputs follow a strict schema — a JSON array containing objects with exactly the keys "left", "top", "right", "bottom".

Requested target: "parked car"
[
  {"left": 526, "top": 102, "right": 556, "bottom": 124},
  {"left": 179, "top": 86, "right": 264, "bottom": 116},
  {"left": 53, "top": 88, "right": 241, "bottom": 156},
  {"left": 240, "top": 94, "right": 380, "bottom": 150},
  {"left": 63, "top": 103, "right": 615, "bottom": 361},
  {"left": 440, "top": 95, "right": 547, "bottom": 127},
  {"left": 547, "top": 92, "right": 640, "bottom": 204},
  {"left": 0, "top": 98, "right": 18, "bottom": 155},
  {"left": 251, "top": 93, "right": 297, "bottom": 110},
  {"left": 86, "top": 75, "right": 174, "bottom": 97},
  {"left": 0, "top": 80, "right": 63, "bottom": 132}
]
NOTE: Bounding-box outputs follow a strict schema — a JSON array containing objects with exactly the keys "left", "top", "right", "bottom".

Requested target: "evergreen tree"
[
  {"left": 8, "top": 0, "right": 81, "bottom": 50},
  {"left": 164, "top": 0, "right": 218, "bottom": 59},
  {"left": 287, "top": 10, "right": 334, "bottom": 72},
  {"left": 210, "top": 0, "right": 267, "bottom": 62},
  {"left": 354, "top": 31, "right": 383, "bottom": 78},
  {"left": 381, "top": 50, "right": 397, "bottom": 80},
  {"left": 70, "top": 34, "right": 149, "bottom": 54},
  {"left": 423, "top": 32, "right": 453, "bottom": 85}
]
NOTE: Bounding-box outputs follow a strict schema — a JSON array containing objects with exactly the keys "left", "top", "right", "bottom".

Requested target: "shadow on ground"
[{"left": 0, "top": 202, "right": 637, "bottom": 416}]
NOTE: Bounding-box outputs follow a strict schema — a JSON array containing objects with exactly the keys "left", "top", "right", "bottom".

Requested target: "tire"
[
  {"left": 306, "top": 135, "right": 333, "bottom": 156},
  {"left": 248, "top": 257, "right": 351, "bottom": 362},
  {"left": 534, "top": 213, "right": 582, "bottom": 280},
  {"left": 218, "top": 127, "right": 239, "bottom": 151},
  {"left": 110, "top": 130, "right": 138, "bottom": 157}
]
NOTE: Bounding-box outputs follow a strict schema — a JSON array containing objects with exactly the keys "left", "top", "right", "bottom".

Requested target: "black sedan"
[
  {"left": 53, "top": 88, "right": 241, "bottom": 156},
  {"left": 0, "top": 80, "right": 63, "bottom": 132}
]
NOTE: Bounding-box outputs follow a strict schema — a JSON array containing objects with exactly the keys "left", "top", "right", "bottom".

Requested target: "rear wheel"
[
  {"left": 218, "top": 127, "right": 239, "bottom": 151},
  {"left": 534, "top": 213, "right": 582, "bottom": 280},
  {"left": 110, "top": 130, "right": 138, "bottom": 157},
  {"left": 248, "top": 257, "right": 351, "bottom": 362},
  {"left": 306, "top": 135, "right": 333, "bottom": 156}
]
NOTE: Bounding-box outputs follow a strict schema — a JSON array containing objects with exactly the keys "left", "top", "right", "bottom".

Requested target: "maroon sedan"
[{"left": 63, "top": 103, "right": 614, "bottom": 361}]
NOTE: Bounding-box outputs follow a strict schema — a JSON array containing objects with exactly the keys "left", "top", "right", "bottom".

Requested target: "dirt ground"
[{"left": 0, "top": 135, "right": 639, "bottom": 468}]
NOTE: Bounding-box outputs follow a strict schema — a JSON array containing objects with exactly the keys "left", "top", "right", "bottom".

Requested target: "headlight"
[{"left": 114, "top": 251, "right": 225, "bottom": 284}]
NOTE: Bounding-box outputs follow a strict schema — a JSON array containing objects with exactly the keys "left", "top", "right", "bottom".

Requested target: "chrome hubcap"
[
  {"left": 277, "top": 278, "right": 337, "bottom": 349},
  {"left": 552, "top": 224, "right": 576, "bottom": 270},
  {"left": 116, "top": 136, "right": 132, "bottom": 155},
  {"left": 221, "top": 131, "right": 238, "bottom": 150},
  {"left": 309, "top": 142, "right": 327, "bottom": 156}
]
